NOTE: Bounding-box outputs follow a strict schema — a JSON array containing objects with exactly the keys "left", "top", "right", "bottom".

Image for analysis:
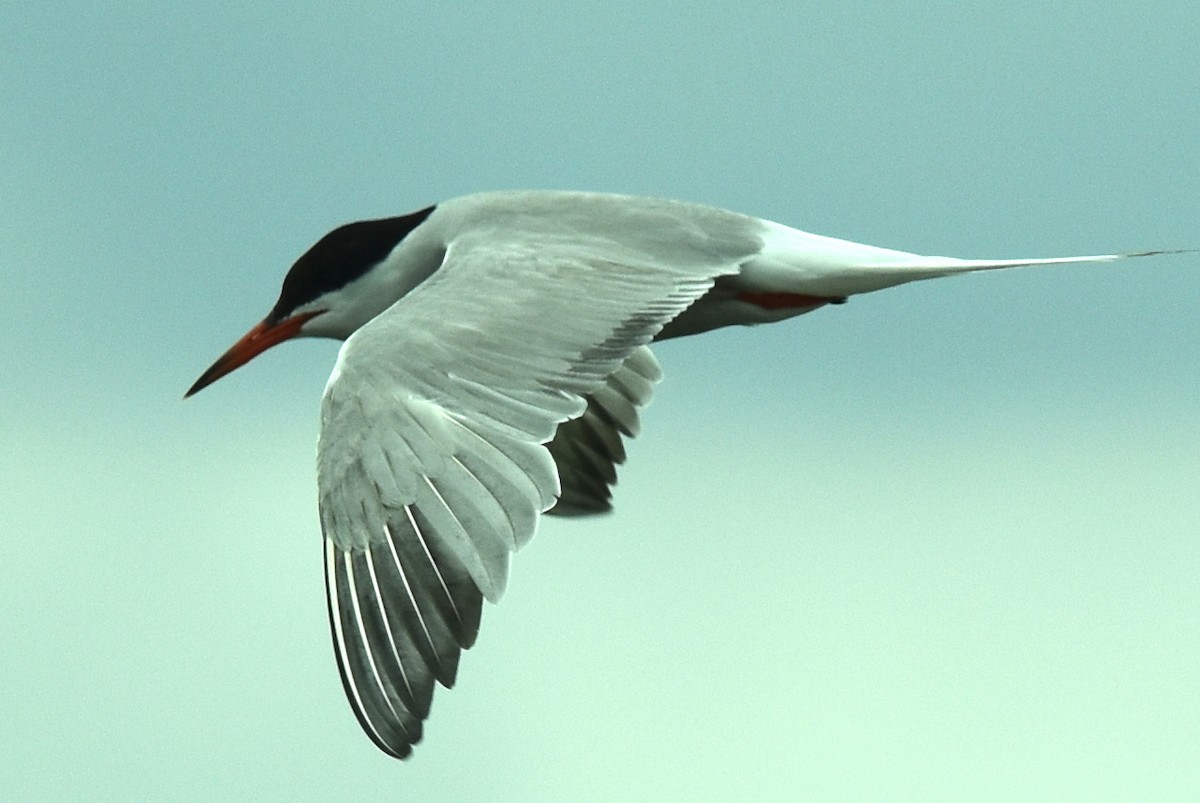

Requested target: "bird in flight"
[{"left": 186, "top": 190, "right": 1178, "bottom": 759}]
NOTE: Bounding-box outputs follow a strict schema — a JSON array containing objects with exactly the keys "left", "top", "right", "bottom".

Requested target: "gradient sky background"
[{"left": 3, "top": 3, "right": 1198, "bottom": 800}]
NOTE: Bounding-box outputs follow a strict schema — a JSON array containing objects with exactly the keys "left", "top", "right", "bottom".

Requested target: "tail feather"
[
  {"left": 915, "top": 249, "right": 1189, "bottom": 274},
  {"left": 748, "top": 219, "right": 1191, "bottom": 298}
]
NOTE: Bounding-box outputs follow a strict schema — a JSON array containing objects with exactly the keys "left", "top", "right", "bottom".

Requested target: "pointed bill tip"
[
  {"left": 184, "top": 364, "right": 224, "bottom": 398},
  {"left": 184, "top": 312, "right": 320, "bottom": 399},
  {"left": 184, "top": 320, "right": 272, "bottom": 399}
]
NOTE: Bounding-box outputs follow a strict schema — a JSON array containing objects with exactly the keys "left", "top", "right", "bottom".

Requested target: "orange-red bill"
[{"left": 184, "top": 312, "right": 320, "bottom": 398}]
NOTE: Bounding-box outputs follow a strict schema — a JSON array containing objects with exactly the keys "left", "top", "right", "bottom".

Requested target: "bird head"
[{"left": 185, "top": 206, "right": 437, "bottom": 397}]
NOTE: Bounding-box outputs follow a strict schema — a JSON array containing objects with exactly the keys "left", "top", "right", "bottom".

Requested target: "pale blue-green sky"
[{"left": 3, "top": 3, "right": 1198, "bottom": 800}]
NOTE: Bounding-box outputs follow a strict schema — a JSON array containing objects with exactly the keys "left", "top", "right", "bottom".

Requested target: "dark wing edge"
[
  {"left": 320, "top": 404, "right": 557, "bottom": 759},
  {"left": 546, "top": 345, "right": 662, "bottom": 517}
]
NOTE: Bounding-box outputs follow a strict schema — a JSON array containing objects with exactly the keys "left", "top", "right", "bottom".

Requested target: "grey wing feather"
[{"left": 316, "top": 202, "right": 760, "bottom": 758}]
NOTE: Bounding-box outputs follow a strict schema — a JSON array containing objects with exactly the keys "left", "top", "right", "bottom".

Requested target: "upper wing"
[{"left": 317, "top": 223, "right": 757, "bottom": 758}]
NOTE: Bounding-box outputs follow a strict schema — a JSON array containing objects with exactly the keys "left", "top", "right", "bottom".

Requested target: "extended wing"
[{"left": 317, "top": 212, "right": 760, "bottom": 757}]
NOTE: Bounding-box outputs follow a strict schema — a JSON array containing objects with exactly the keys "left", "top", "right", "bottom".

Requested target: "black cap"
[{"left": 268, "top": 204, "right": 436, "bottom": 323}]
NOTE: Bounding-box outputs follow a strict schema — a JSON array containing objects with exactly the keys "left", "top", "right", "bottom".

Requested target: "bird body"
[{"left": 187, "top": 190, "right": 1179, "bottom": 758}]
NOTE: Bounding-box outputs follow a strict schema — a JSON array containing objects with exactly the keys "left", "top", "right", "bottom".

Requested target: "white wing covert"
[{"left": 317, "top": 222, "right": 758, "bottom": 758}]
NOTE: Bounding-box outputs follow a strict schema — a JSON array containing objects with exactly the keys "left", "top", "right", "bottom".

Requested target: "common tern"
[{"left": 186, "top": 190, "right": 1181, "bottom": 758}]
